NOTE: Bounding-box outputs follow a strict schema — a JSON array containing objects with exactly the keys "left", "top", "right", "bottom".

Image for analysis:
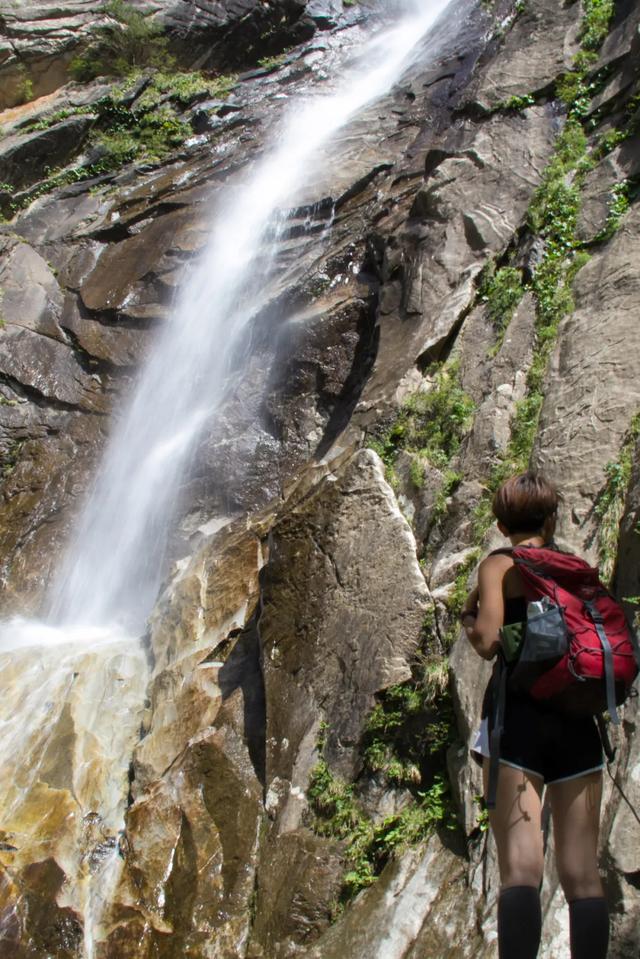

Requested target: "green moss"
[
  {"left": 257, "top": 54, "right": 287, "bottom": 70},
  {"left": 1, "top": 440, "right": 24, "bottom": 479},
  {"left": 595, "top": 413, "right": 640, "bottom": 584}
]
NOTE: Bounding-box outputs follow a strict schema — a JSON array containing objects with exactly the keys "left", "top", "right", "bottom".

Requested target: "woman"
[{"left": 461, "top": 471, "right": 609, "bottom": 959}]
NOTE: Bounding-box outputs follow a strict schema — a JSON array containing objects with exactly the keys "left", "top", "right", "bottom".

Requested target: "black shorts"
[{"left": 499, "top": 692, "right": 604, "bottom": 785}]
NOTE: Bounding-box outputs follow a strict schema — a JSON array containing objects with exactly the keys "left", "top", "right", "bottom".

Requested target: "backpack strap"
[
  {"left": 486, "top": 654, "right": 508, "bottom": 810},
  {"left": 584, "top": 599, "right": 621, "bottom": 724},
  {"left": 595, "top": 713, "right": 616, "bottom": 764}
]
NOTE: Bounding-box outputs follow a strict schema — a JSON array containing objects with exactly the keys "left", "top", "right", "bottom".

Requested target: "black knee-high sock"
[
  {"left": 498, "top": 885, "right": 542, "bottom": 959},
  {"left": 569, "top": 897, "right": 609, "bottom": 959}
]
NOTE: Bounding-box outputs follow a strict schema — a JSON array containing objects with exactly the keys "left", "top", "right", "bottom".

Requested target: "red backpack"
[
  {"left": 485, "top": 544, "right": 640, "bottom": 809},
  {"left": 507, "top": 544, "right": 640, "bottom": 723}
]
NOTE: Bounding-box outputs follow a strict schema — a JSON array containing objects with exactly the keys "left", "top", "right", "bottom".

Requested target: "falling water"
[
  {"left": 0, "top": 0, "right": 454, "bottom": 954},
  {"left": 46, "top": 0, "right": 454, "bottom": 634}
]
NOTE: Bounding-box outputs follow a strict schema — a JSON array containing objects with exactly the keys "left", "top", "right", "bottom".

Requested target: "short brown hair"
[{"left": 492, "top": 471, "right": 559, "bottom": 534}]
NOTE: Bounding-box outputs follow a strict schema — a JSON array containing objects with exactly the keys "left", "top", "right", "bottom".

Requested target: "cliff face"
[{"left": 1, "top": 0, "right": 640, "bottom": 957}]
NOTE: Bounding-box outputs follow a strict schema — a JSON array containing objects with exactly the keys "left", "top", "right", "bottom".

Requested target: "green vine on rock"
[
  {"left": 307, "top": 663, "right": 458, "bottom": 904},
  {"left": 595, "top": 413, "right": 640, "bottom": 585}
]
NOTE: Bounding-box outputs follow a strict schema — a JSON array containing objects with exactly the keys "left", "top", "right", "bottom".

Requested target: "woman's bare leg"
[
  {"left": 549, "top": 771, "right": 608, "bottom": 959},
  {"left": 484, "top": 760, "right": 545, "bottom": 959},
  {"left": 548, "top": 771, "right": 603, "bottom": 899},
  {"left": 484, "top": 760, "right": 545, "bottom": 887}
]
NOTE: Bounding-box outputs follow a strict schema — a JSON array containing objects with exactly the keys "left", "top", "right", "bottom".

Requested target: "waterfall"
[
  {"left": 44, "top": 0, "right": 454, "bottom": 635},
  {"left": 0, "top": 0, "right": 454, "bottom": 953}
]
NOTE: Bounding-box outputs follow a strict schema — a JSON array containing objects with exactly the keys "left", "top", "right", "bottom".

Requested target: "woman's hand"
[{"left": 461, "top": 586, "right": 479, "bottom": 622}]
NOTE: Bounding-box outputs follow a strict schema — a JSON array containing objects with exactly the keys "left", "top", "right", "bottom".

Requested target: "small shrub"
[
  {"left": 367, "top": 363, "right": 475, "bottom": 479},
  {"left": 308, "top": 667, "right": 458, "bottom": 904},
  {"left": 580, "top": 0, "right": 615, "bottom": 52},
  {"left": 478, "top": 263, "right": 525, "bottom": 347},
  {"left": 500, "top": 93, "right": 535, "bottom": 112},
  {"left": 595, "top": 414, "right": 640, "bottom": 584},
  {"left": 257, "top": 54, "right": 287, "bottom": 71},
  {"left": 69, "top": 0, "right": 172, "bottom": 81},
  {"left": 15, "top": 67, "right": 34, "bottom": 105},
  {"left": 430, "top": 469, "right": 462, "bottom": 528},
  {"left": 401, "top": 364, "right": 476, "bottom": 469},
  {"left": 594, "top": 127, "right": 629, "bottom": 159},
  {"left": 594, "top": 180, "right": 637, "bottom": 243}
]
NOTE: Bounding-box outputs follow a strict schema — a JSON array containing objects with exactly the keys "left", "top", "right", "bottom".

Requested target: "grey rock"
[
  {"left": 462, "top": 0, "right": 581, "bottom": 110},
  {"left": 308, "top": 838, "right": 491, "bottom": 959},
  {"left": 534, "top": 204, "right": 640, "bottom": 558},
  {"left": 259, "top": 448, "right": 430, "bottom": 799},
  {"left": 0, "top": 114, "right": 96, "bottom": 189}
]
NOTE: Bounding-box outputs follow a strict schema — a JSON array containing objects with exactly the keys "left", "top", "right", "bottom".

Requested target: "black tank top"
[{"left": 504, "top": 596, "right": 527, "bottom": 625}]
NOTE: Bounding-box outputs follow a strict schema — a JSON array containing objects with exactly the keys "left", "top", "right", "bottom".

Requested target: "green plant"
[
  {"left": 308, "top": 663, "right": 458, "bottom": 903},
  {"left": 362, "top": 672, "right": 453, "bottom": 785},
  {"left": 580, "top": 0, "right": 615, "bottom": 52},
  {"left": 367, "top": 363, "right": 474, "bottom": 491},
  {"left": 594, "top": 127, "right": 629, "bottom": 159},
  {"left": 442, "top": 549, "right": 482, "bottom": 647},
  {"left": 15, "top": 66, "right": 34, "bottom": 105},
  {"left": 500, "top": 93, "right": 535, "bottom": 112},
  {"left": 136, "top": 71, "right": 236, "bottom": 110},
  {"left": 473, "top": 794, "right": 490, "bottom": 832},
  {"left": 409, "top": 455, "right": 426, "bottom": 490},
  {"left": 595, "top": 413, "right": 640, "bottom": 584},
  {"left": 1, "top": 440, "right": 24, "bottom": 479},
  {"left": 257, "top": 53, "right": 287, "bottom": 70},
  {"left": 399, "top": 364, "right": 476, "bottom": 469},
  {"left": 478, "top": 263, "right": 525, "bottom": 350},
  {"left": 594, "top": 179, "right": 638, "bottom": 243},
  {"left": 430, "top": 469, "right": 462, "bottom": 528},
  {"left": 69, "top": 0, "right": 172, "bottom": 80}
]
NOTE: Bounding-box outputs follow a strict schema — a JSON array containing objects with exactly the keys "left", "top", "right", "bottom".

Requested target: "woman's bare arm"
[{"left": 464, "top": 555, "right": 510, "bottom": 661}]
